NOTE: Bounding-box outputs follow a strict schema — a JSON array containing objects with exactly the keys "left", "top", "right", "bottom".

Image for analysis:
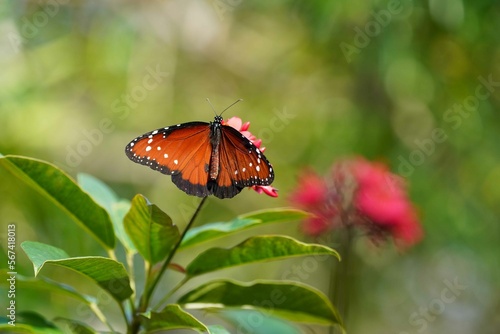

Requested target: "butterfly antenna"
[
  {"left": 206, "top": 98, "right": 218, "bottom": 116},
  {"left": 220, "top": 99, "right": 243, "bottom": 116},
  {"left": 206, "top": 98, "right": 243, "bottom": 116}
]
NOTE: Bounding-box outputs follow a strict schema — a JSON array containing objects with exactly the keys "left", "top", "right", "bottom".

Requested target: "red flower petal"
[
  {"left": 241, "top": 121, "right": 251, "bottom": 131},
  {"left": 290, "top": 157, "right": 423, "bottom": 247},
  {"left": 289, "top": 169, "right": 328, "bottom": 207},
  {"left": 224, "top": 116, "right": 243, "bottom": 130},
  {"left": 252, "top": 185, "right": 279, "bottom": 197}
]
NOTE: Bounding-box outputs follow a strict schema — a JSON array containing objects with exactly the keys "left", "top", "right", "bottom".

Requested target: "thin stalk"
[
  {"left": 107, "top": 248, "right": 118, "bottom": 261},
  {"left": 90, "top": 302, "right": 116, "bottom": 333},
  {"left": 124, "top": 252, "right": 137, "bottom": 333},
  {"left": 137, "top": 196, "right": 208, "bottom": 313},
  {"left": 130, "top": 261, "right": 151, "bottom": 334},
  {"left": 141, "top": 260, "right": 152, "bottom": 307},
  {"left": 108, "top": 247, "right": 133, "bottom": 332},
  {"left": 329, "top": 225, "right": 354, "bottom": 334},
  {"left": 125, "top": 251, "right": 137, "bottom": 300}
]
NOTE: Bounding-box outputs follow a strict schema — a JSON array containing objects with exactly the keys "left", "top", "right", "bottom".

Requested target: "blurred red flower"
[
  {"left": 223, "top": 116, "right": 277, "bottom": 197},
  {"left": 289, "top": 157, "right": 423, "bottom": 247},
  {"left": 289, "top": 170, "right": 336, "bottom": 235}
]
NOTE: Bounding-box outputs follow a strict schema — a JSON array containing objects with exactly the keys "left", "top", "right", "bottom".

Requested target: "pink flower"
[
  {"left": 289, "top": 170, "right": 337, "bottom": 236},
  {"left": 289, "top": 169, "right": 328, "bottom": 207},
  {"left": 290, "top": 157, "right": 423, "bottom": 247},
  {"left": 223, "top": 116, "right": 277, "bottom": 197},
  {"left": 349, "top": 158, "right": 423, "bottom": 247},
  {"left": 251, "top": 185, "right": 278, "bottom": 197}
]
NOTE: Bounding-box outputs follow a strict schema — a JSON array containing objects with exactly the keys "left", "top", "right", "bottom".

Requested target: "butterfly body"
[{"left": 125, "top": 116, "right": 274, "bottom": 199}]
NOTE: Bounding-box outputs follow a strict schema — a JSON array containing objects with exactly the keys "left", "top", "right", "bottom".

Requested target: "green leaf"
[
  {"left": 181, "top": 218, "right": 259, "bottom": 249},
  {"left": 0, "top": 311, "right": 62, "bottom": 333},
  {"left": 0, "top": 324, "right": 62, "bottom": 334},
  {"left": 77, "top": 173, "right": 119, "bottom": 208},
  {"left": 111, "top": 200, "right": 135, "bottom": 252},
  {"left": 181, "top": 208, "right": 308, "bottom": 249},
  {"left": 179, "top": 280, "right": 342, "bottom": 326},
  {"left": 141, "top": 304, "right": 208, "bottom": 332},
  {"left": 1, "top": 270, "right": 98, "bottom": 333},
  {"left": 0, "top": 269, "right": 93, "bottom": 305},
  {"left": 21, "top": 241, "right": 133, "bottom": 302},
  {"left": 77, "top": 173, "right": 136, "bottom": 252},
  {"left": 206, "top": 325, "right": 231, "bottom": 334},
  {"left": 220, "top": 310, "right": 301, "bottom": 334},
  {"left": 54, "top": 318, "right": 97, "bottom": 334},
  {"left": 124, "top": 194, "right": 180, "bottom": 264},
  {"left": 239, "top": 208, "right": 309, "bottom": 224},
  {"left": 0, "top": 155, "right": 115, "bottom": 249},
  {"left": 17, "top": 312, "right": 58, "bottom": 329},
  {"left": 186, "top": 236, "right": 340, "bottom": 277}
]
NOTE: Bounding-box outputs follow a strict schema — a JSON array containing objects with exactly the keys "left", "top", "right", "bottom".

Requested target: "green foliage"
[
  {"left": 0, "top": 156, "right": 342, "bottom": 333},
  {"left": 77, "top": 173, "right": 135, "bottom": 252},
  {"left": 124, "top": 194, "right": 179, "bottom": 264},
  {"left": 186, "top": 235, "right": 339, "bottom": 278},
  {"left": 0, "top": 269, "right": 93, "bottom": 305},
  {"left": 141, "top": 305, "right": 208, "bottom": 332},
  {"left": 21, "top": 242, "right": 133, "bottom": 302},
  {"left": 0, "top": 156, "right": 115, "bottom": 249},
  {"left": 54, "top": 319, "right": 96, "bottom": 334},
  {"left": 178, "top": 280, "right": 342, "bottom": 325},
  {"left": 181, "top": 209, "right": 309, "bottom": 249}
]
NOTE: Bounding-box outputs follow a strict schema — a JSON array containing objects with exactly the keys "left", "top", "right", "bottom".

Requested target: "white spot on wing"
[
  {"left": 242, "top": 168, "right": 246, "bottom": 172},
  {"left": 152, "top": 130, "right": 158, "bottom": 135},
  {"left": 174, "top": 159, "right": 178, "bottom": 165},
  {"left": 148, "top": 138, "right": 153, "bottom": 144},
  {"left": 146, "top": 146, "right": 151, "bottom": 152},
  {"left": 235, "top": 170, "right": 238, "bottom": 175},
  {"left": 256, "top": 166, "right": 260, "bottom": 172},
  {"left": 164, "top": 153, "right": 168, "bottom": 158}
]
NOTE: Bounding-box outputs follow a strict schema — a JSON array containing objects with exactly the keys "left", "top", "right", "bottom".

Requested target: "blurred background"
[{"left": 1, "top": 0, "right": 499, "bottom": 333}]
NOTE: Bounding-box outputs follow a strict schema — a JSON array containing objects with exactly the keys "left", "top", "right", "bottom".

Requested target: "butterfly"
[{"left": 125, "top": 108, "right": 274, "bottom": 199}]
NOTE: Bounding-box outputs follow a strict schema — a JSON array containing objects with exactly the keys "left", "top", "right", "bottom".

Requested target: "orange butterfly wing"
[{"left": 125, "top": 122, "right": 213, "bottom": 197}]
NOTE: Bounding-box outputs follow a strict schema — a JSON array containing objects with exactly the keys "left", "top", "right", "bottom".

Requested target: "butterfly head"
[{"left": 213, "top": 115, "right": 223, "bottom": 124}]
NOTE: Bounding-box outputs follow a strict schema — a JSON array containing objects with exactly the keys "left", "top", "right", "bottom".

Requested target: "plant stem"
[
  {"left": 126, "top": 251, "right": 137, "bottom": 305},
  {"left": 107, "top": 248, "right": 118, "bottom": 261},
  {"left": 330, "top": 224, "right": 354, "bottom": 334},
  {"left": 131, "top": 196, "right": 208, "bottom": 333},
  {"left": 90, "top": 302, "right": 116, "bottom": 333}
]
